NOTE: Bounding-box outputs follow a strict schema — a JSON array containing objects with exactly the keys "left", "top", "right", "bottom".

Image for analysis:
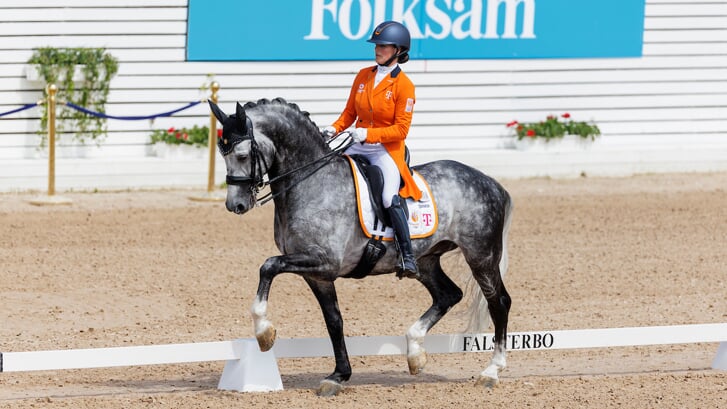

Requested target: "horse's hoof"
[
  {"left": 475, "top": 364, "right": 500, "bottom": 389},
  {"left": 317, "top": 379, "right": 343, "bottom": 397},
  {"left": 475, "top": 374, "right": 499, "bottom": 389},
  {"left": 256, "top": 325, "right": 276, "bottom": 352},
  {"left": 407, "top": 349, "right": 427, "bottom": 375}
]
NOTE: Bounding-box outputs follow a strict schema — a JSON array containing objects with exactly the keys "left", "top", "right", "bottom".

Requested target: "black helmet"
[{"left": 367, "top": 21, "right": 411, "bottom": 64}]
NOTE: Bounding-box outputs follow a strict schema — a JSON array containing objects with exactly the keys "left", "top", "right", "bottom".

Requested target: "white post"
[
  {"left": 712, "top": 342, "right": 727, "bottom": 371},
  {"left": 218, "top": 339, "right": 283, "bottom": 392}
]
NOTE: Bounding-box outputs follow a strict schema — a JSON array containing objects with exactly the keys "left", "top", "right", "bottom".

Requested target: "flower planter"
[{"left": 513, "top": 135, "right": 595, "bottom": 152}]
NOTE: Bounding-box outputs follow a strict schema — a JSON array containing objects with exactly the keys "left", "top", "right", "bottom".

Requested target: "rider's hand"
[
  {"left": 351, "top": 127, "right": 367, "bottom": 143},
  {"left": 321, "top": 125, "right": 337, "bottom": 139}
]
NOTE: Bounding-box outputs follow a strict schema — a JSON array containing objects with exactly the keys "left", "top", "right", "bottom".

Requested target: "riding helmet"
[{"left": 367, "top": 21, "right": 411, "bottom": 64}]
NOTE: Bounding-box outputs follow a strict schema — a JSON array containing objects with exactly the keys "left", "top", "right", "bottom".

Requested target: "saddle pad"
[{"left": 347, "top": 156, "right": 438, "bottom": 240}]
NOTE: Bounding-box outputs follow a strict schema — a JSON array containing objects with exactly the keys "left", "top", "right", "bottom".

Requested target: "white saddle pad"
[{"left": 347, "top": 156, "right": 438, "bottom": 240}]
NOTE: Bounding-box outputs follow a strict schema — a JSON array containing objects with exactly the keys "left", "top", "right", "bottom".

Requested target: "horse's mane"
[{"left": 243, "top": 98, "right": 323, "bottom": 145}]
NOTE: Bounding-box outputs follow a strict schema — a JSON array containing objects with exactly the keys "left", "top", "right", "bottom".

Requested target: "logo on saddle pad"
[{"left": 347, "top": 157, "right": 438, "bottom": 240}]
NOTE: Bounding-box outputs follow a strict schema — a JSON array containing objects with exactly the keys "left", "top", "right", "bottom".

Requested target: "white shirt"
[{"left": 374, "top": 64, "right": 397, "bottom": 88}]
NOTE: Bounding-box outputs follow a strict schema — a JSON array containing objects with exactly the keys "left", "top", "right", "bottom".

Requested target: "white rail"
[{"left": 2, "top": 323, "right": 725, "bottom": 392}]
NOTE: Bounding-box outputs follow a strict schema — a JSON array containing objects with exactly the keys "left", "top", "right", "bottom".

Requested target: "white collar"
[
  {"left": 374, "top": 64, "right": 397, "bottom": 88},
  {"left": 376, "top": 64, "right": 397, "bottom": 75}
]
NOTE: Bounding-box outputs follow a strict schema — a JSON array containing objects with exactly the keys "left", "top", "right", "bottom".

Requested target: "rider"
[{"left": 322, "top": 21, "right": 422, "bottom": 278}]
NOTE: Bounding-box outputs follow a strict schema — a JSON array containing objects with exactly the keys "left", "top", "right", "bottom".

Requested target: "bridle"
[
  {"left": 221, "top": 119, "right": 354, "bottom": 207},
  {"left": 221, "top": 117, "right": 269, "bottom": 193}
]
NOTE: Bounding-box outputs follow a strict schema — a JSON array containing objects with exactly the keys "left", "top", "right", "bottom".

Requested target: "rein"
[{"left": 226, "top": 125, "right": 354, "bottom": 207}]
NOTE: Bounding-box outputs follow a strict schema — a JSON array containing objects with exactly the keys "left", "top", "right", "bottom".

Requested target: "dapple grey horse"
[{"left": 209, "top": 98, "right": 513, "bottom": 396}]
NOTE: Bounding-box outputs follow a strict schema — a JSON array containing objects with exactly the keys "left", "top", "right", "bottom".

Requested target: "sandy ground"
[{"left": 0, "top": 172, "right": 725, "bottom": 408}]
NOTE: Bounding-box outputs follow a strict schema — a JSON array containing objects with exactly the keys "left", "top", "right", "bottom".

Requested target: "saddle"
[
  {"left": 347, "top": 146, "right": 412, "bottom": 227},
  {"left": 344, "top": 151, "right": 437, "bottom": 279},
  {"left": 346, "top": 154, "right": 393, "bottom": 227}
]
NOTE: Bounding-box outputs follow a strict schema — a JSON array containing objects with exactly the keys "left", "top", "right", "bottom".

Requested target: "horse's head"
[{"left": 209, "top": 100, "right": 275, "bottom": 214}]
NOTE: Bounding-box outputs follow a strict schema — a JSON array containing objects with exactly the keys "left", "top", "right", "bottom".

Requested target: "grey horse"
[{"left": 209, "top": 98, "right": 513, "bottom": 396}]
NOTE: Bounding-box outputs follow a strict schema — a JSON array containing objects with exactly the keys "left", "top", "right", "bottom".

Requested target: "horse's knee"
[{"left": 260, "top": 257, "right": 280, "bottom": 277}]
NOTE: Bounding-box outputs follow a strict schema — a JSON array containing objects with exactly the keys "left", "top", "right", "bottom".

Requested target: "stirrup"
[{"left": 395, "top": 256, "right": 419, "bottom": 280}]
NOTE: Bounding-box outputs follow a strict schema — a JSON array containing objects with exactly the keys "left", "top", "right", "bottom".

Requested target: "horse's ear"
[
  {"left": 235, "top": 102, "right": 247, "bottom": 129},
  {"left": 208, "top": 100, "right": 228, "bottom": 124}
]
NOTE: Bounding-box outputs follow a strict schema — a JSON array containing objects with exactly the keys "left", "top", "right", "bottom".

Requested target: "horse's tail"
[{"left": 463, "top": 193, "right": 513, "bottom": 333}]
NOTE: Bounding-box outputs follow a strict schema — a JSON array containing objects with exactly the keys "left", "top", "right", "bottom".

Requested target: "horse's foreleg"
[
  {"left": 304, "top": 277, "right": 351, "bottom": 397},
  {"left": 251, "top": 257, "right": 283, "bottom": 352},
  {"left": 407, "top": 255, "right": 464, "bottom": 375},
  {"left": 476, "top": 280, "right": 511, "bottom": 388},
  {"left": 252, "top": 252, "right": 337, "bottom": 351}
]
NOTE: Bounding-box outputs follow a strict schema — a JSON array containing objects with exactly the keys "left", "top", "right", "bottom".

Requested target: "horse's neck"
[
  {"left": 268, "top": 136, "right": 331, "bottom": 178},
  {"left": 270, "top": 154, "right": 347, "bottom": 217}
]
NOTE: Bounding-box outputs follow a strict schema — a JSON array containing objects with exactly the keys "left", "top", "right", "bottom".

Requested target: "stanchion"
[
  {"left": 28, "top": 84, "right": 72, "bottom": 206},
  {"left": 189, "top": 81, "right": 225, "bottom": 202}
]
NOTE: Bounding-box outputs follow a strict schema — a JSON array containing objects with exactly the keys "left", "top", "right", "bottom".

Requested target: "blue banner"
[{"left": 187, "top": 0, "right": 645, "bottom": 61}]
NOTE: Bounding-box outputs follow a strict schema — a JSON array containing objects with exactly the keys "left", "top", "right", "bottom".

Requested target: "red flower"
[
  {"left": 167, "top": 127, "right": 175, "bottom": 134},
  {"left": 546, "top": 115, "right": 555, "bottom": 120},
  {"left": 526, "top": 129, "right": 536, "bottom": 137},
  {"left": 517, "top": 125, "right": 523, "bottom": 131},
  {"left": 182, "top": 133, "right": 188, "bottom": 140},
  {"left": 217, "top": 129, "right": 223, "bottom": 138},
  {"left": 175, "top": 132, "right": 181, "bottom": 139},
  {"left": 562, "top": 113, "right": 571, "bottom": 119},
  {"left": 506, "top": 120, "right": 518, "bottom": 128}
]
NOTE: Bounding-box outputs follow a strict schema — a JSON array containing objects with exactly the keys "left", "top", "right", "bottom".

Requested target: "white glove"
[
  {"left": 351, "top": 127, "right": 368, "bottom": 143},
  {"left": 321, "top": 125, "right": 337, "bottom": 138}
]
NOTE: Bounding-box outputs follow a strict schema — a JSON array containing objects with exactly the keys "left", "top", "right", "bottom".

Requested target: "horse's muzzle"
[
  {"left": 226, "top": 201, "right": 248, "bottom": 214},
  {"left": 225, "top": 186, "right": 255, "bottom": 215}
]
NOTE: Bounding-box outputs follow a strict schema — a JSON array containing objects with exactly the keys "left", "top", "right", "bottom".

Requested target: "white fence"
[{"left": 2, "top": 323, "right": 726, "bottom": 392}]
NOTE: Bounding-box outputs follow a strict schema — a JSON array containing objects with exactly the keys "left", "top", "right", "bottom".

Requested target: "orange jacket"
[{"left": 332, "top": 65, "right": 422, "bottom": 201}]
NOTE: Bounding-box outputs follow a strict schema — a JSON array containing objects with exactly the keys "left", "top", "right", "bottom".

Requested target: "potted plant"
[
  {"left": 506, "top": 113, "right": 601, "bottom": 151},
  {"left": 27, "top": 47, "right": 119, "bottom": 148},
  {"left": 150, "top": 125, "right": 220, "bottom": 159}
]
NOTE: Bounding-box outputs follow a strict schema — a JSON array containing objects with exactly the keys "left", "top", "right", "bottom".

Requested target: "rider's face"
[{"left": 375, "top": 44, "right": 398, "bottom": 66}]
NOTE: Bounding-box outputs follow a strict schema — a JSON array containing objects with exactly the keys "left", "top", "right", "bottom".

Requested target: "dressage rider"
[{"left": 322, "top": 21, "right": 422, "bottom": 278}]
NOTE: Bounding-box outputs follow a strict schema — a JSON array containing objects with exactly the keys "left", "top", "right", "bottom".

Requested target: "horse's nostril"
[{"left": 235, "top": 204, "right": 245, "bottom": 214}]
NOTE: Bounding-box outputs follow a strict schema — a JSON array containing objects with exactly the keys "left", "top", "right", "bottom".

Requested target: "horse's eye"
[{"left": 236, "top": 152, "right": 249, "bottom": 161}]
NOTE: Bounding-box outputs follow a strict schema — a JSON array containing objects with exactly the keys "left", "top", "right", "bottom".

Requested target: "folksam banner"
[{"left": 187, "top": 0, "right": 645, "bottom": 61}]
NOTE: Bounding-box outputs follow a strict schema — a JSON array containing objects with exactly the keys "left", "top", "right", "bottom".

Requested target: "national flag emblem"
[{"left": 405, "top": 98, "right": 414, "bottom": 112}]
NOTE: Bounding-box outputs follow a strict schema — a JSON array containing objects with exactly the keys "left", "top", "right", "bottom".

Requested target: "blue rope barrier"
[
  {"left": 0, "top": 103, "right": 39, "bottom": 118},
  {"left": 63, "top": 100, "right": 203, "bottom": 120}
]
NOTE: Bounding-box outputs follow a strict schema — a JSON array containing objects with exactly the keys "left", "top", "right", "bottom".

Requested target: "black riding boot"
[{"left": 387, "top": 196, "right": 419, "bottom": 279}]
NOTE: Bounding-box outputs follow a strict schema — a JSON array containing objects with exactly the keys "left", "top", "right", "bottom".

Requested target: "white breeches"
[{"left": 345, "top": 142, "right": 400, "bottom": 208}]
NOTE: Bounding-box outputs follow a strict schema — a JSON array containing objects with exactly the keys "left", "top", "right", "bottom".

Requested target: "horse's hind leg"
[
  {"left": 407, "top": 253, "right": 464, "bottom": 375},
  {"left": 465, "top": 195, "right": 512, "bottom": 388},
  {"left": 475, "top": 276, "right": 511, "bottom": 388}
]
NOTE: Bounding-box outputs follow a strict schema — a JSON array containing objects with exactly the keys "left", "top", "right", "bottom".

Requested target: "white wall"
[{"left": 1, "top": 0, "right": 726, "bottom": 191}]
